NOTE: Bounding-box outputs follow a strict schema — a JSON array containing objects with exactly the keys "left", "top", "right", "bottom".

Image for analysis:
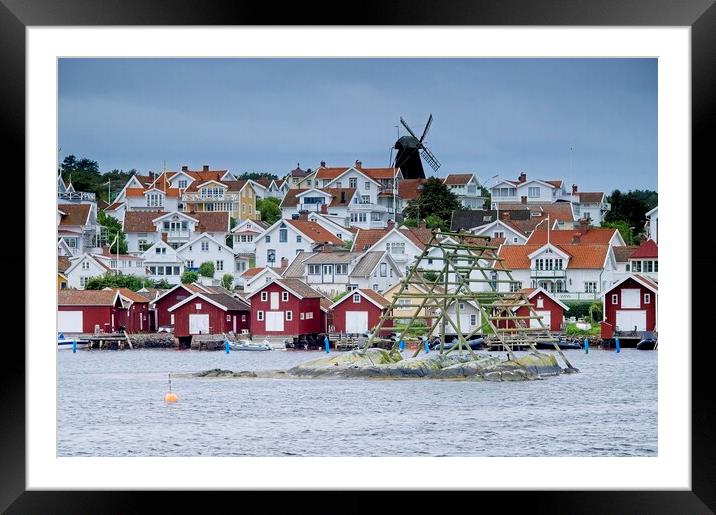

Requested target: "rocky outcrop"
[
  {"left": 189, "top": 348, "right": 570, "bottom": 382},
  {"left": 127, "top": 333, "right": 176, "bottom": 348}
]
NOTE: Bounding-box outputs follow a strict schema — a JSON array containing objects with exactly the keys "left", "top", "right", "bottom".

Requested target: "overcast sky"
[{"left": 59, "top": 58, "right": 657, "bottom": 193}]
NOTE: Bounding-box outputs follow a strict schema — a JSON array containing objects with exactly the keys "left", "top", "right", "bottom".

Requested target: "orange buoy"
[{"left": 164, "top": 373, "right": 178, "bottom": 403}]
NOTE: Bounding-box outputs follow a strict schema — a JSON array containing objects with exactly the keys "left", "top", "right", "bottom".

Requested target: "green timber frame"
[{"left": 363, "top": 230, "right": 575, "bottom": 370}]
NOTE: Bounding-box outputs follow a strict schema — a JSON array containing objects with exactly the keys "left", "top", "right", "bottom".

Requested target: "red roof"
[
  {"left": 443, "top": 174, "right": 474, "bottom": 185},
  {"left": 630, "top": 239, "right": 658, "bottom": 259},
  {"left": 498, "top": 243, "right": 610, "bottom": 269},
  {"left": 58, "top": 289, "right": 120, "bottom": 306},
  {"left": 526, "top": 227, "right": 618, "bottom": 245},
  {"left": 285, "top": 220, "right": 343, "bottom": 245},
  {"left": 577, "top": 192, "right": 605, "bottom": 203},
  {"left": 397, "top": 179, "right": 426, "bottom": 200},
  {"left": 352, "top": 226, "right": 435, "bottom": 252},
  {"left": 57, "top": 204, "right": 91, "bottom": 226}
]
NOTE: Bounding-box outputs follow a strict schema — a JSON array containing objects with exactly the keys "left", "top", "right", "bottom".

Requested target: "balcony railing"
[
  {"left": 530, "top": 269, "right": 567, "bottom": 279},
  {"left": 58, "top": 191, "right": 96, "bottom": 201},
  {"left": 165, "top": 230, "right": 191, "bottom": 239},
  {"left": 182, "top": 192, "right": 241, "bottom": 202},
  {"left": 554, "top": 292, "right": 599, "bottom": 301}
]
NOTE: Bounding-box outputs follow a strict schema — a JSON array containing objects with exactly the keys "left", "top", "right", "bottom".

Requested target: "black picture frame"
[{"left": 3, "top": 0, "right": 712, "bottom": 512}]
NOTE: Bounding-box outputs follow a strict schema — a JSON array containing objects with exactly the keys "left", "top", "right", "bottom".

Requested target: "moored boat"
[
  {"left": 636, "top": 338, "right": 658, "bottom": 350},
  {"left": 57, "top": 333, "right": 89, "bottom": 350},
  {"left": 228, "top": 339, "right": 272, "bottom": 351}
]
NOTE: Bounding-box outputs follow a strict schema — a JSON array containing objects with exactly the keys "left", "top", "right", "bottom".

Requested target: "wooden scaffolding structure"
[{"left": 364, "top": 230, "right": 575, "bottom": 370}]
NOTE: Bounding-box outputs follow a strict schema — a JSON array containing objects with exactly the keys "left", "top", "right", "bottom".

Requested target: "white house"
[
  {"left": 254, "top": 218, "right": 343, "bottom": 268},
  {"left": 280, "top": 188, "right": 356, "bottom": 221},
  {"left": 176, "top": 233, "right": 238, "bottom": 286},
  {"left": 469, "top": 219, "right": 528, "bottom": 245},
  {"left": 496, "top": 242, "right": 618, "bottom": 301},
  {"left": 490, "top": 173, "right": 566, "bottom": 206},
  {"left": 64, "top": 254, "right": 111, "bottom": 289},
  {"left": 443, "top": 173, "right": 486, "bottom": 209},
  {"left": 57, "top": 203, "right": 102, "bottom": 255},
  {"left": 123, "top": 186, "right": 181, "bottom": 213},
  {"left": 123, "top": 210, "right": 230, "bottom": 254},
  {"left": 645, "top": 206, "right": 658, "bottom": 243},
  {"left": 441, "top": 300, "right": 483, "bottom": 338},
  {"left": 267, "top": 179, "right": 289, "bottom": 199},
  {"left": 140, "top": 240, "right": 185, "bottom": 285},
  {"left": 91, "top": 251, "right": 146, "bottom": 277},
  {"left": 306, "top": 213, "right": 357, "bottom": 243},
  {"left": 240, "top": 266, "right": 285, "bottom": 294},
  {"left": 282, "top": 250, "right": 403, "bottom": 297},
  {"left": 231, "top": 219, "right": 269, "bottom": 254},
  {"left": 351, "top": 223, "right": 434, "bottom": 275}
]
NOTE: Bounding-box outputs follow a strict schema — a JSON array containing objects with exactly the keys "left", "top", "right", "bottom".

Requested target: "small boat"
[
  {"left": 636, "top": 338, "right": 658, "bottom": 350},
  {"left": 431, "top": 337, "right": 485, "bottom": 351},
  {"left": 536, "top": 339, "right": 582, "bottom": 350},
  {"left": 228, "top": 339, "right": 272, "bottom": 351},
  {"left": 57, "top": 333, "right": 88, "bottom": 350}
]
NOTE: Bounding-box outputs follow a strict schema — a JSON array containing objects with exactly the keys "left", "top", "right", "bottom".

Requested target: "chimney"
[
  {"left": 418, "top": 219, "right": 427, "bottom": 229},
  {"left": 572, "top": 184, "right": 578, "bottom": 194},
  {"left": 202, "top": 165, "right": 209, "bottom": 171},
  {"left": 355, "top": 160, "right": 362, "bottom": 169},
  {"left": 518, "top": 172, "right": 527, "bottom": 183},
  {"left": 161, "top": 232, "right": 168, "bottom": 243},
  {"left": 280, "top": 257, "right": 288, "bottom": 268},
  {"left": 320, "top": 203, "right": 328, "bottom": 214},
  {"left": 572, "top": 232, "right": 581, "bottom": 244},
  {"left": 149, "top": 171, "right": 155, "bottom": 180},
  {"left": 340, "top": 191, "right": 346, "bottom": 204},
  {"left": 181, "top": 165, "right": 188, "bottom": 172},
  {"left": 320, "top": 160, "right": 326, "bottom": 167},
  {"left": 386, "top": 220, "right": 395, "bottom": 230},
  {"left": 521, "top": 196, "right": 527, "bottom": 204},
  {"left": 579, "top": 218, "right": 589, "bottom": 234},
  {"left": 501, "top": 211, "right": 509, "bottom": 220}
]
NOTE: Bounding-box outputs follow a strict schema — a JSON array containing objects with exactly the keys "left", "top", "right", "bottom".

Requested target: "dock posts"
[
  {"left": 424, "top": 337, "right": 429, "bottom": 354},
  {"left": 225, "top": 340, "right": 230, "bottom": 354},
  {"left": 399, "top": 340, "right": 405, "bottom": 351},
  {"left": 324, "top": 335, "right": 330, "bottom": 354},
  {"left": 72, "top": 339, "right": 76, "bottom": 353},
  {"left": 584, "top": 337, "right": 589, "bottom": 354},
  {"left": 615, "top": 337, "right": 621, "bottom": 353}
]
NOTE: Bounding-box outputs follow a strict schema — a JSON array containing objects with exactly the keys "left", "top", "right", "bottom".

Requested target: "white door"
[
  {"left": 346, "top": 311, "right": 368, "bottom": 334},
  {"left": 58, "top": 311, "right": 83, "bottom": 333},
  {"left": 616, "top": 310, "right": 646, "bottom": 331},
  {"left": 189, "top": 314, "right": 210, "bottom": 334},
  {"left": 621, "top": 288, "right": 641, "bottom": 308},
  {"left": 265, "top": 311, "right": 284, "bottom": 331},
  {"left": 270, "top": 292, "right": 279, "bottom": 310},
  {"left": 531, "top": 310, "right": 551, "bottom": 329}
]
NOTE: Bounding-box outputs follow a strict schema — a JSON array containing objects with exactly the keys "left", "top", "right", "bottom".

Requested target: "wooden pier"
[{"left": 86, "top": 331, "right": 133, "bottom": 351}]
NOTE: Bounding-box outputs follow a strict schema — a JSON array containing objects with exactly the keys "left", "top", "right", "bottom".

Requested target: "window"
[
  {"left": 201, "top": 241, "right": 209, "bottom": 252},
  {"left": 226, "top": 314, "right": 231, "bottom": 322},
  {"left": 336, "top": 181, "right": 342, "bottom": 188},
  {"left": 654, "top": 261, "right": 658, "bottom": 272},
  {"left": 536, "top": 298, "right": 544, "bottom": 308},
  {"left": 241, "top": 315, "right": 246, "bottom": 322},
  {"left": 626, "top": 263, "right": 630, "bottom": 271},
  {"left": 257, "top": 311, "right": 264, "bottom": 321},
  {"left": 470, "top": 314, "right": 477, "bottom": 326},
  {"left": 267, "top": 249, "right": 275, "bottom": 264},
  {"left": 528, "top": 187, "right": 540, "bottom": 198},
  {"left": 349, "top": 178, "right": 357, "bottom": 188},
  {"left": 371, "top": 212, "right": 382, "bottom": 222},
  {"left": 82, "top": 261, "right": 90, "bottom": 270},
  {"left": 336, "top": 264, "right": 348, "bottom": 275},
  {"left": 300, "top": 312, "right": 305, "bottom": 320},
  {"left": 633, "top": 260, "right": 641, "bottom": 272},
  {"left": 296, "top": 235, "right": 302, "bottom": 243},
  {"left": 308, "top": 264, "right": 321, "bottom": 275},
  {"left": 350, "top": 212, "right": 367, "bottom": 223},
  {"left": 380, "top": 263, "right": 387, "bottom": 277},
  {"left": 386, "top": 242, "right": 405, "bottom": 255},
  {"left": 261, "top": 291, "right": 268, "bottom": 301},
  {"left": 306, "top": 311, "right": 313, "bottom": 320},
  {"left": 584, "top": 282, "right": 597, "bottom": 293},
  {"left": 279, "top": 228, "right": 288, "bottom": 243},
  {"left": 216, "top": 260, "right": 224, "bottom": 271},
  {"left": 372, "top": 284, "right": 379, "bottom": 291},
  {"left": 361, "top": 195, "right": 370, "bottom": 204},
  {"left": 286, "top": 311, "right": 293, "bottom": 321},
  {"left": 510, "top": 281, "right": 522, "bottom": 292},
  {"left": 173, "top": 266, "right": 180, "bottom": 275},
  {"left": 494, "top": 231, "right": 504, "bottom": 238},
  {"left": 353, "top": 293, "right": 361, "bottom": 303},
  {"left": 146, "top": 193, "right": 164, "bottom": 207},
  {"left": 644, "top": 293, "right": 651, "bottom": 304},
  {"left": 265, "top": 235, "right": 271, "bottom": 243},
  {"left": 186, "top": 260, "right": 194, "bottom": 268},
  {"left": 282, "top": 291, "right": 289, "bottom": 302},
  {"left": 80, "top": 276, "right": 90, "bottom": 287},
  {"left": 195, "top": 303, "right": 202, "bottom": 310},
  {"left": 611, "top": 294, "right": 619, "bottom": 304},
  {"left": 365, "top": 182, "right": 370, "bottom": 190},
  {"left": 646, "top": 261, "right": 653, "bottom": 273},
  {"left": 177, "top": 179, "right": 187, "bottom": 189}
]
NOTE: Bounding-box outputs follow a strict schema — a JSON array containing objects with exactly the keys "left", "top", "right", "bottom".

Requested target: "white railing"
[
  {"left": 182, "top": 192, "right": 240, "bottom": 202},
  {"left": 58, "top": 191, "right": 96, "bottom": 201},
  {"left": 554, "top": 292, "right": 599, "bottom": 301},
  {"left": 530, "top": 269, "right": 567, "bottom": 279}
]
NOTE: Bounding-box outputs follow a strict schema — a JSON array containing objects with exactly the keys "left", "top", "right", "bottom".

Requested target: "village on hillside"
[{"left": 56, "top": 156, "right": 658, "bottom": 349}]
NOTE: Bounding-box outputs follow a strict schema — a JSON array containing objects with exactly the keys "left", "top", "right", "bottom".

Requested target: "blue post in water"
[
  {"left": 615, "top": 337, "right": 620, "bottom": 353},
  {"left": 424, "top": 337, "right": 429, "bottom": 354},
  {"left": 399, "top": 340, "right": 405, "bottom": 351},
  {"left": 324, "top": 335, "right": 330, "bottom": 353},
  {"left": 225, "top": 340, "right": 230, "bottom": 354},
  {"left": 72, "top": 339, "right": 77, "bottom": 354},
  {"left": 584, "top": 337, "right": 589, "bottom": 354}
]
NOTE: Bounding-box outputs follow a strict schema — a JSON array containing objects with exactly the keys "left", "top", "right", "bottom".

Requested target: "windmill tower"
[
  {"left": 363, "top": 230, "right": 576, "bottom": 371},
  {"left": 393, "top": 114, "right": 441, "bottom": 180}
]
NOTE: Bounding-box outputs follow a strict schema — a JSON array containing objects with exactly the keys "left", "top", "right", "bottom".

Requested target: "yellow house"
[
  {"left": 182, "top": 180, "right": 261, "bottom": 221},
  {"left": 58, "top": 272, "right": 68, "bottom": 290},
  {"left": 382, "top": 282, "right": 440, "bottom": 326}
]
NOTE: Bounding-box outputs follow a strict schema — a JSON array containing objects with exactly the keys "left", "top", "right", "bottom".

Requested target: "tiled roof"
[
  {"left": 184, "top": 170, "right": 227, "bottom": 183},
  {"left": 577, "top": 192, "right": 605, "bottom": 203},
  {"left": 401, "top": 226, "right": 435, "bottom": 249},
  {"left": 57, "top": 204, "right": 91, "bottom": 226},
  {"left": 285, "top": 220, "right": 343, "bottom": 245},
  {"left": 189, "top": 211, "right": 230, "bottom": 232},
  {"left": 314, "top": 167, "right": 349, "bottom": 180},
  {"left": 304, "top": 251, "right": 359, "bottom": 264},
  {"left": 117, "top": 288, "right": 150, "bottom": 303},
  {"left": 630, "top": 239, "right": 658, "bottom": 259},
  {"left": 497, "top": 243, "right": 610, "bottom": 269},
  {"left": 450, "top": 210, "right": 498, "bottom": 231},
  {"left": 633, "top": 274, "right": 658, "bottom": 291},
  {"left": 350, "top": 251, "right": 384, "bottom": 277},
  {"left": 205, "top": 293, "right": 250, "bottom": 311},
  {"left": 352, "top": 228, "right": 390, "bottom": 251},
  {"left": 58, "top": 289, "right": 119, "bottom": 306},
  {"left": 105, "top": 200, "right": 125, "bottom": 211},
  {"left": 274, "top": 278, "right": 324, "bottom": 299},
  {"left": 613, "top": 246, "right": 639, "bottom": 262},
  {"left": 443, "top": 174, "right": 474, "bottom": 185},
  {"left": 123, "top": 211, "right": 165, "bottom": 232},
  {"left": 526, "top": 227, "right": 618, "bottom": 245},
  {"left": 253, "top": 178, "right": 271, "bottom": 188},
  {"left": 320, "top": 297, "right": 333, "bottom": 312},
  {"left": 361, "top": 168, "right": 398, "bottom": 180},
  {"left": 545, "top": 180, "right": 563, "bottom": 188},
  {"left": 58, "top": 256, "right": 72, "bottom": 273},
  {"left": 340, "top": 289, "right": 390, "bottom": 308},
  {"left": 282, "top": 252, "right": 315, "bottom": 278},
  {"left": 397, "top": 178, "right": 426, "bottom": 200},
  {"left": 494, "top": 202, "right": 574, "bottom": 222},
  {"left": 242, "top": 267, "right": 266, "bottom": 277}
]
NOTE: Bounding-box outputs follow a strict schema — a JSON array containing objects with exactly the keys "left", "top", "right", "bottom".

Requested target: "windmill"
[{"left": 393, "top": 114, "right": 441, "bottom": 180}]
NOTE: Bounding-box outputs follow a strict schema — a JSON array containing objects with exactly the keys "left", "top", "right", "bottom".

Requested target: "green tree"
[
  {"left": 602, "top": 220, "right": 636, "bottom": 245},
  {"left": 605, "top": 189, "right": 658, "bottom": 237},
  {"left": 403, "top": 177, "right": 460, "bottom": 223},
  {"left": 332, "top": 291, "right": 349, "bottom": 302},
  {"left": 181, "top": 270, "right": 199, "bottom": 284},
  {"left": 236, "top": 172, "right": 279, "bottom": 181},
  {"left": 425, "top": 214, "right": 447, "bottom": 231},
  {"left": 84, "top": 273, "right": 146, "bottom": 291},
  {"left": 199, "top": 261, "right": 215, "bottom": 278},
  {"left": 343, "top": 239, "right": 353, "bottom": 250},
  {"left": 152, "top": 279, "right": 172, "bottom": 289},
  {"left": 221, "top": 274, "right": 234, "bottom": 290},
  {"left": 402, "top": 218, "right": 418, "bottom": 228},
  {"left": 423, "top": 271, "right": 439, "bottom": 282},
  {"left": 97, "top": 211, "right": 128, "bottom": 253},
  {"left": 257, "top": 197, "right": 281, "bottom": 225}
]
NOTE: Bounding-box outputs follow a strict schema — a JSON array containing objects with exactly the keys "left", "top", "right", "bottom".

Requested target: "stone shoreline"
[{"left": 182, "top": 348, "right": 574, "bottom": 382}]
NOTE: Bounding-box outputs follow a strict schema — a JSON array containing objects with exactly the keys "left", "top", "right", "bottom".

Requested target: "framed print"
[{"left": 4, "top": 0, "right": 714, "bottom": 512}]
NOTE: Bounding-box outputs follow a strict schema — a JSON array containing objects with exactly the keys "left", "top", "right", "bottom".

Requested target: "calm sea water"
[{"left": 57, "top": 347, "right": 657, "bottom": 457}]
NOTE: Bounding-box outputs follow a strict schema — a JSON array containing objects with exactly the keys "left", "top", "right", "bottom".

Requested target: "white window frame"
[
  {"left": 286, "top": 311, "right": 293, "bottom": 321},
  {"left": 261, "top": 291, "right": 268, "bottom": 302},
  {"left": 612, "top": 294, "right": 619, "bottom": 304},
  {"left": 257, "top": 310, "right": 264, "bottom": 321},
  {"left": 282, "top": 291, "right": 289, "bottom": 302},
  {"left": 353, "top": 293, "right": 361, "bottom": 303},
  {"left": 644, "top": 293, "right": 651, "bottom": 304}
]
